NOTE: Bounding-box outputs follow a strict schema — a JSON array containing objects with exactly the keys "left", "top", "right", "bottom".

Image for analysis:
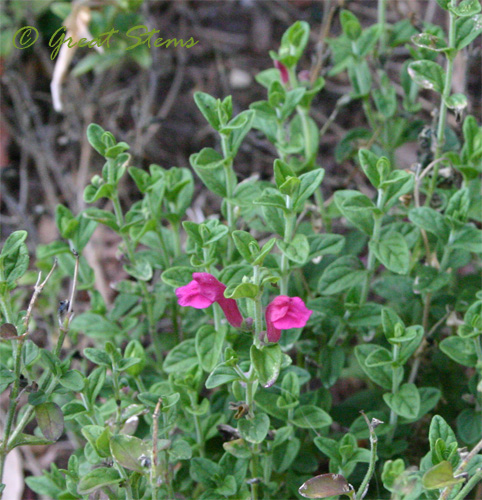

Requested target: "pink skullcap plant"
[
  {"left": 265, "top": 296, "right": 312, "bottom": 343},
  {"left": 176, "top": 272, "right": 243, "bottom": 327},
  {"left": 274, "top": 60, "right": 289, "bottom": 85}
]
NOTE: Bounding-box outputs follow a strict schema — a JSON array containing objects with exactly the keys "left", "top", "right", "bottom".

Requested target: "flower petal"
[
  {"left": 217, "top": 296, "right": 244, "bottom": 328},
  {"left": 192, "top": 272, "right": 225, "bottom": 302},
  {"left": 175, "top": 281, "right": 214, "bottom": 309}
]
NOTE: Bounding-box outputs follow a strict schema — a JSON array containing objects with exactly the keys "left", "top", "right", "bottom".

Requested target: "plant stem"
[
  {"left": 360, "top": 191, "right": 383, "bottom": 305},
  {"left": 280, "top": 196, "right": 295, "bottom": 295},
  {"left": 377, "top": 0, "right": 387, "bottom": 57},
  {"left": 220, "top": 135, "right": 236, "bottom": 261},
  {"left": 253, "top": 265, "right": 263, "bottom": 346},
  {"left": 0, "top": 261, "right": 58, "bottom": 494},
  {"left": 427, "top": 2, "right": 457, "bottom": 204},
  {"left": 203, "top": 248, "right": 222, "bottom": 331},
  {"left": 450, "top": 468, "right": 482, "bottom": 500},
  {"left": 356, "top": 413, "right": 380, "bottom": 500},
  {"left": 386, "top": 344, "right": 400, "bottom": 444},
  {"left": 250, "top": 443, "right": 260, "bottom": 500},
  {"left": 112, "top": 194, "right": 159, "bottom": 356},
  {"left": 188, "top": 393, "right": 205, "bottom": 458}
]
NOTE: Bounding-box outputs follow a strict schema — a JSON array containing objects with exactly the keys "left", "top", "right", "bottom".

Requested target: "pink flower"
[
  {"left": 265, "top": 296, "right": 312, "bottom": 342},
  {"left": 274, "top": 60, "right": 289, "bottom": 85},
  {"left": 176, "top": 273, "right": 243, "bottom": 327}
]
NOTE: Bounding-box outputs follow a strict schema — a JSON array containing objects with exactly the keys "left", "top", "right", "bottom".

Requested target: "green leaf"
[
  {"left": 254, "top": 188, "right": 288, "bottom": 211},
  {"left": 83, "top": 347, "right": 111, "bottom": 366},
  {"left": 449, "top": 0, "right": 481, "bottom": 17},
  {"left": 371, "top": 232, "right": 410, "bottom": 274},
  {"left": 161, "top": 266, "right": 193, "bottom": 287},
  {"left": 9, "top": 433, "right": 54, "bottom": 448},
  {"left": 355, "top": 344, "right": 394, "bottom": 390},
  {"left": 307, "top": 234, "right": 345, "bottom": 259},
  {"left": 457, "top": 408, "right": 482, "bottom": 444},
  {"left": 205, "top": 364, "right": 239, "bottom": 389},
  {"left": 429, "top": 415, "right": 458, "bottom": 453},
  {"left": 123, "top": 256, "right": 153, "bottom": 281},
  {"left": 340, "top": 9, "right": 362, "bottom": 40},
  {"left": 439, "top": 336, "right": 478, "bottom": 367},
  {"left": 2, "top": 241, "right": 29, "bottom": 283},
  {"left": 422, "top": 461, "right": 464, "bottom": 490},
  {"left": 319, "top": 346, "right": 345, "bottom": 388},
  {"left": 293, "top": 169, "right": 325, "bottom": 211},
  {"left": 232, "top": 230, "right": 259, "bottom": 262},
  {"left": 110, "top": 435, "right": 151, "bottom": 473},
  {"left": 77, "top": 468, "right": 122, "bottom": 494},
  {"left": 86, "top": 123, "right": 106, "bottom": 156},
  {"left": 59, "top": 370, "right": 85, "bottom": 391},
  {"left": 169, "top": 439, "right": 192, "bottom": 461},
  {"left": 349, "top": 303, "right": 383, "bottom": 327},
  {"left": 226, "top": 110, "right": 255, "bottom": 157},
  {"left": 408, "top": 207, "right": 450, "bottom": 241},
  {"left": 455, "top": 14, "right": 482, "bottom": 49},
  {"left": 407, "top": 60, "right": 444, "bottom": 93},
  {"left": 163, "top": 339, "right": 198, "bottom": 374},
  {"left": 348, "top": 60, "right": 372, "bottom": 96},
  {"left": 318, "top": 255, "right": 366, "bottom": 295},
  {"left": 277, "top": 234, "right": 309, "bottom": 265},
  {"left": 82, "top": 208, "right": 119, "bottom": 231},
  {"left": 224, "top": 281, "right": 259, "bottom": 300},
  {"left": 71, "top": 313, "right": 122, "bottom": 340},
  {"left": 365, "top": 347, "right": 392, "bottom": 367},
  {"left": 334, "top": 190, "right": 375, "bottom": 235},
  {"left": 451, "top": 225, "right": 482, "bottom": 253},
  {"left": 276, "top": 21, "right": 310, "bottom": 67},
  {"left": 195, "top": 325, "right": 226, "bottom": 372},
  {"left": 411, "top": 32, "right": 448, "bottom": 52},
  {"left": 194, "top": 92, "right": 221, "bottom": 130},
  {"left": 35, "top": 402, "right": 64, "bottom": 442},
  {"left": 444, "top": 93, "right": 468, "bottom": 114},
  {"left": 358, "top": 149, "right": 382, "bottom": 188},
  {"left": 291, "top": 406, "right": 332, "bottom": 429},
  {"left": 190, "top": 457, "right": 222, "bottom": 486},
  {"left": 251, "top": 344, "right": 282, "bottom": 388},
  {"left": 238, "top": 412, "right": 270, "bottom": 444},
  {"left": 0, "top": 230, "right": 28, "bottom": 258},
  {"left": 299, "top": 472, "right": 354, "bottom": 499},
  {"left": 223, "top": 438, "right": 252, "bottom": 459},
  {"left": 190, "top": 148, "right": 231, "bottom": 198},
  {"left": 414, "top": 266, "right": 450, "bottom": 294},
  {"left": 383, "top": 384, "right": 420, "bottom": 419}
]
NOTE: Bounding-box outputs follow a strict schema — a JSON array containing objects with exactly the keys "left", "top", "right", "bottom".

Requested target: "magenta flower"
[
  {"left": 265, "top": 296, "right": 312, "bottom": 342},
  {"left": 274, "top": 60, "right": 289, "bottom": 85},
  {"left": 176, "top": 273, "right": 243, "bottom": 327}
]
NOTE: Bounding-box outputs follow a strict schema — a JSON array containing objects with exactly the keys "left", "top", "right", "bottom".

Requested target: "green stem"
[
  {"left": 0, "top": 336, "right": 25, "bottom": 491},
  {"left": 171, "top": 219, "right": 182, "bottom": 258},
  {"left": 360, "top": 220, "right": 382, "bottom": 305},
  {"left": 189, "top": 394, "right": 205, "bottom": 458},
  {"left": 386, "top": 344, "right": 400, "bottom": 444},
  {"left": 296, "top": 106, "right": 316, "bottom": 169},
  {"left": 451, "top": 469, "right": 482, "bottom": 500},
  {"left": 253, "top": 266, "right": 263, "bottom": 347},
  {"left": 203, "top": 248, "right": 221, "bottom": 331},
  {"left": 356, "top": 416, "right": 379, "bottom": 500},
  {"left": 377, "top": 0, "right": 387, "bottom": 57},
  {"left": 280, "top": 196, "right": 295, "bottom": 295},
  {"left": 0, "top": 292, "right": 14, "bottom": 324},
  {"left": 250, "top": 443, "right": 260, "bottom": 500},
  {"left": 220, "top": 136, "right": 236, "bottom": 262},
  {"left": 427, "top": 2, "right": 457, "bottom": 204},
  {"left": 113, "top": 194, "right": 159, "bottom": 355}
]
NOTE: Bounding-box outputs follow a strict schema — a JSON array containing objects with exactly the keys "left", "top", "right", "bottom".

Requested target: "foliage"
[{"left": 1, "top": 1, "right": 482, "bottom": 499}]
